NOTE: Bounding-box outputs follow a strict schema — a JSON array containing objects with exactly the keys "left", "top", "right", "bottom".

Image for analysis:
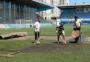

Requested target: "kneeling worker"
[{"left": 71, "top": 16, "right": 82, "bottom": 43}]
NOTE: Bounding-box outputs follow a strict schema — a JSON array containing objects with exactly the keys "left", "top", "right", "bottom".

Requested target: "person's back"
[
  {"left": 73, "top": 16, "right": 82, "bottom": 31},
  {"left": 76, "top": 19, "right": 81, "bottom": 27},
  {"left": 34, "top": 21, "right": 40, "bottom": 32}
]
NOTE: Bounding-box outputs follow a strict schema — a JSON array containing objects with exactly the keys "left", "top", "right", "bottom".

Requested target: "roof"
[
  {"left": 58, "top": 5, "right": 90, "bottom": 9},
  {"left": 1, "top": 0, "right": 53, "bottom": 11},
  {"left": 32, "top": 0, "right": 54, "bottom": 11}
]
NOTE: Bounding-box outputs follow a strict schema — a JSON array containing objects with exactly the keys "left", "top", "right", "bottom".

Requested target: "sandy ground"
[
  {"left": 10, "top": 36, "right": 90, "bottom": 42},
  {"left": 0, "top": 36, "right": 90, "bottom": 54},
  {"left": 19, "top": 36, "right": 90, "bottom": 53}
]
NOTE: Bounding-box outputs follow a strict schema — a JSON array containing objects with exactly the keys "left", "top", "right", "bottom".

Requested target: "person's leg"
[
  {"left": 37, "top": 32, "right": 40, "bottom": 44},
  {"left": 74, "top": 30, "right": 80, "bottom": 43},
  {"left": 62, "top": 30, "right": 65, "bottom": 40},
  {"left": 58, "top": 35, "right": 60, "bottom": 41},
  {"left": 34, "top": 32, "right": 37, "bottom": 41},
  {"left": 34, "top": 32, "right": 38, "bottom": 44},
  {"left": 74, "top": 36, "right": 79, "bottom": 43},
  {"left": 38, "top": 32, "right": 40, "bottom": 38},
  {"left": 62, "top": 35, "right": 67, "bottom": 44},
  {"left": 57, "top": 33, "right": 60, "bottom": 44},
  {"left": 62, "top": 30, "right": 67, "bottom": 44}
]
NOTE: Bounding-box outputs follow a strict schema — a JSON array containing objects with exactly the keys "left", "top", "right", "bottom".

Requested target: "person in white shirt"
[{"left": 33, "top": 18, "right": 41, "bottom": 45}]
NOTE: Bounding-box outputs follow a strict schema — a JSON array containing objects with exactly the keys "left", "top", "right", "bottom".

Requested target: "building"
[
  {"left": 39, "top": 0, "right": 70, "bottom": 22},
  {"left": 59, "top": 0, "right": 69, "bottom": 5},
  {"left": 58, "top": 5, "right": 90, "bottom": 24},
  {"left": 51, "top": 0, "right": 69, "bottom": 19},
  {"left": 0, "top": 0, "right": 53, "bottom": 28}
]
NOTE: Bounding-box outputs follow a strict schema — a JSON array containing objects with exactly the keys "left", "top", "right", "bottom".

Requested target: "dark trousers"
[
  {"left": 74, "top": 28, "right": 81, "bottom": 43},
  {"left": 73, "top": 29, "right": 81, "bottom": 43},
  {"left": 57, "top": 31, "right": 63, "bottom": 41},
  {"left": 74, "top": 36, "right": 80, "bottom": 43},
  {"left": 34, "top": 32, "right": 40, "bottom": 40}
]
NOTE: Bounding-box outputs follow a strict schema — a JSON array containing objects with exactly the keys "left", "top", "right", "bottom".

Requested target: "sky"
[{"left": 70, "top": 0, "right": 90, "bottom": 5}]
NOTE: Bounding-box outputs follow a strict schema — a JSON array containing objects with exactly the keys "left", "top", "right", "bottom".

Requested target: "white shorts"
[{"left": 62, "top": 30, "right": 65, "bottom": 36}]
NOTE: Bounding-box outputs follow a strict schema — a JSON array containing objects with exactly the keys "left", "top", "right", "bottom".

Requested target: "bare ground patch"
[
  {"left": 0, "top": 36, "right": 90, "bottom": 53},
  {"left": 18, "top": 36, "right": 90, "bottom": 53}
]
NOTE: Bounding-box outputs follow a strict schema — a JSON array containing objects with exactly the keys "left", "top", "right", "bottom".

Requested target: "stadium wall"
[
  {"left": 0, "top": 23, "right": 53, "bottom": 28},
  {"left": 0, "top": 1, "right": 37, "bottom": 24},
  {"left": 0, "top": 0, "right": 53, "bottom": 28}
]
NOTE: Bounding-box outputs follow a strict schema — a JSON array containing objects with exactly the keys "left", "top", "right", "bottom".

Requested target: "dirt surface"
[
  {"left": 9, "top": 36, "right": 72, "bottom": 41},
  {"left": 10, "top": 36, "right": 90, "bottom": 42},
  {"left": 0, "top": 36, "right": 90, "bottom": 53},
  {"left": 17, "top": 36, "right": 90, "bottom": 53},
  {"left": 21, "top": 43, "right": 87, "bottom": 53}
]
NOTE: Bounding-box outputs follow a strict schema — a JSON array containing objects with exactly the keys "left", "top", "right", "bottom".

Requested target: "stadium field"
[
  {"left": 0, "top": 25, "right": 90, "bottom": 62},
  {"left": 0, "top": 25, "right": 90, "bottom": 36}
]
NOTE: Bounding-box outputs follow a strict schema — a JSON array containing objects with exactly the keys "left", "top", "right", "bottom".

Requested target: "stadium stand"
[{"left": 58, "top": 5, "right": 90, "bottom": 24}]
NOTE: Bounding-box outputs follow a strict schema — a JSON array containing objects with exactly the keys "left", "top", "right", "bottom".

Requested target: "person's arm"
[
  {"left": 62, "top": 25, "right": 64, "bottom": 30},
  {"left": 33, "top": 24, "right": 35, "bottom": 28},
  {"left": 80, "top": 20, "right": 82, "bottom": 28},
  {"left": 56, "top": 26, "right": 58, "bottom": 32},
  {"left": 74, "top": 21, "right": 78, "bottom": 28},
  {"left": 33, "top": 22, "right": 37, "bottom": 28}
]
